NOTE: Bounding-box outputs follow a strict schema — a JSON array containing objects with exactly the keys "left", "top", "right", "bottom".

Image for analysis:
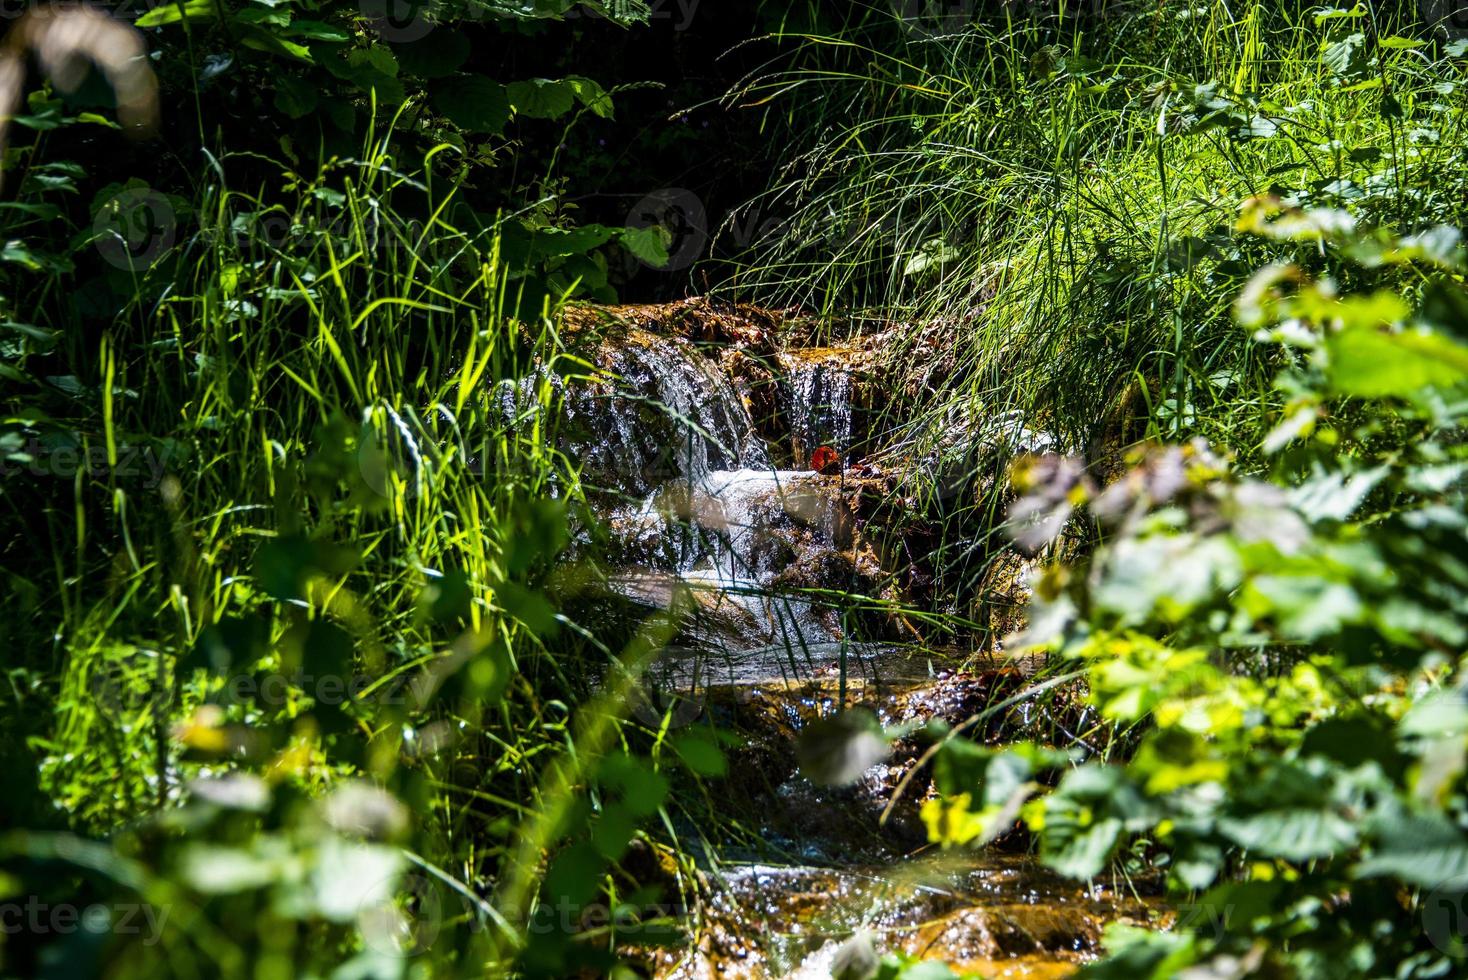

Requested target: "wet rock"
[
  {"left": 652, "top": 854, "right": 1163, "bottom": 980},
  {"left": 902, "top": 904, "right": 1102, "bottom": 962}
]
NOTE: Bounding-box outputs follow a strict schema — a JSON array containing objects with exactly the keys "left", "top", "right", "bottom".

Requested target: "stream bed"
[{"left": 562, "top": 300, "right": 1166, "bottom": 977}]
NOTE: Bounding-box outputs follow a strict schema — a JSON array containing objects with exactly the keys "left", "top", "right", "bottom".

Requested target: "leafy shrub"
[{"left": 927, "top": 210, "right": 1468, "bottom": 976}]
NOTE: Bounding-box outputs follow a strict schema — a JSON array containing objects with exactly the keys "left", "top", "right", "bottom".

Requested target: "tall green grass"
[
  {"left": 0, "top": 123, "right": 709, "bottom": 973},
  {"left": 715, "top": 1, "right": 1468, "bottom": 628},
  {"left": 729, "top": 1, "right": 1468, "bottom": 457}
]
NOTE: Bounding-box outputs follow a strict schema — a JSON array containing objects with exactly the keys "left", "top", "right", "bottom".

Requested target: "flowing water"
[
  {"left": 568, "top": 305, "right": 1161, "bottom": 977},
  {"left": 780, "top": 349, "right": 856, "bottom": 468}
]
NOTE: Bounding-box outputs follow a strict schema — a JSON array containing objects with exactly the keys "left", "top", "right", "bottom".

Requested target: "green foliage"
[
  {"left": 0, "top": 0, "right": 745, "bottom": 969},
  {"left": 735, "top": 2, "right": 1468, "bottom": 458},
  {"left": 929, "top": 211, "right": 1468, "bottom": 976}
]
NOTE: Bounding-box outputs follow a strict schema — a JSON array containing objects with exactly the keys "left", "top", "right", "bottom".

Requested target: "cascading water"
[
  {"left": 780, "top": 351, "right": 855, "bottom": 468},
  {"left": 569, "top": 327, "right": 862, "bottom": 656},
  {"left": 564, "top": 328, "right": 769, "bottom": 495},
  {"left": 556, "top": 306, "right": 1162, "bottom": 979}
]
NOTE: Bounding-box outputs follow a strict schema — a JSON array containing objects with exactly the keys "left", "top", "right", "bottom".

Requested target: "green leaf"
[
  {"left": 532, "top": 225, "right": 617, "bottom": 259},
  {"left": 237, "top": 26, "right": 314, "bottom": 62},
  {"left": 255, "top": 534, "right": 359, "bottom": 601},
  {"left": 311, "top": 839, "right": 403, "bottom": 922},
  {"left": 236, "top": 6, "right": 291, "bottom": 27},
  {"left": 618, "top": 226, "right": 669, "bottom": 267},
  {"left": 178, "top": 844, "right": 282, "bottom": 894},
  {"left": 1045, "top": 816, "right": 1123, "bottom": 879},
  {"left": 285, "top": 19, "right": 351, "bottom": 42},
  {"left": 1401, "top": 690, "right": 1468, "bottom": 738},
  {"left": 135, "top": 0, "right": 217, "bottom": 27},
  {"left": 494, "top": 581, "right": 559, "bottom": 637},
  {"left": 592, "top": 804, "right": 638, "bottom": 860},
  {"left": 433, "top": 76, "right": 511, "bottom": 134},
  {"left": 1073, "top": 925, "right": 1196, "bottom": 979},
  {"left": 1218, "top": 808, "right": 1358, "bottom": 861},
  {"left": 183, "top": 615, "right": 270, "bottom": 676},
  {"left": 543, "top": 841, "right": 604, "bottom": 907},
  {"left": 1395, "top": 226, "right": 1463, "bottom": 269},
  {"left": 1288, "top": 466, "right": 1386, "bottom": 522},
  {"left": 508, "top": 78, "right": 577, "bottom": 120},
  {"left": 567, "top": 76, "right": 614, "bottom": 119},
  {"left": 671, "top": 732, "right": 726, "bottom": 776},
  {"left": 1357, "top": 811, "right": 1468, "bottom": 887},
  {"left": 274, "top": 74, "right": 319, "bottom": 119},
  {"left": 1321, "top": 33, "right": 1369, "bottom": 80},
  {"left": 903, "top": 238, "right": 960, "bottom": 276},
  {"left": 1327, "top": 325, "right": 1468, "bottom": 398},
  {"left": 932, "top": 739, "right": 991, "bottom": 797},
  {"left": 347, "top": 45, "right": 399, "bottom": 78},
  {"left": 1241, "top": 575, "right": 1363, "bottom": 641},
  {"left": 599, "top": 755, "right": 669, "bottom": 817}
]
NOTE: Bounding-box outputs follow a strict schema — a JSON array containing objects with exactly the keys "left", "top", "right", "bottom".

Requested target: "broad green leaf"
[
  {"left": 433, "top": 76, "right": 510, "bottom": 134},
  {"left": 1357, "top": 811, "right": 1468, "bottom": 886},
  {"left": 903, "top": 238, "right": 960, "bottom": 276},
  {"left": 347, "top": 45, "right": 399, "bottom": 78},
  {"left": 274, "top": 74, "right": 319, "bottom": 118},
  {"left": 1321, "top": 33, "right": 1369, "bottom": 79},
  {"left": 311, "top": 839, "right": 403, "bottom": 922},
  {"left": 1217, "top": 808, "right": 1358, "bottom": 861},
  {"left": 1401, "top": 690, "right": 1468, "bottom": 738},
  {"left": 285, "top": 19, "right": 350, "bottom": 42},
  {"left": 1327, "top": 325, "right": 1468, "bottom": 397},
  {"left": 1241, "top": 575, "right": 1362, "bottom": 641},
  {"left": 671, "top": 733, "right": 726, "bottom": 776},
  {"left": 1044, "top": 816, "right": 1123, "bottom": 879},
  {"left": 394, "top": 32, "right": 470, "bottom": 78},
  {"left": 178, "top": 844, "right": 286, "bottom": 894},
  {"left": 508, "top": 78, "right": 577, "bottom": 119},
  {"left": 567, "top": 76, "right": 614, "bottom": 119},
  {"left": 618, "top": 226, "right": 669, "bottom": 267},
  {"left": 238, "top": 27, "right": 313, "bottom": 62},
  {"left": 1289, "top": 466, "right": 1386, "bottom": 522},
  {"left": 532, "top": 225, "right": 616, "bottom": 259}
]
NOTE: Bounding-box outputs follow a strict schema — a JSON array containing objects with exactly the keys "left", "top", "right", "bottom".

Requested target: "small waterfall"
[
  {"left": 566, "top": 323, "right": 871, "bottom": 655},
  {"left": 566, "top": 329, "right": 768, "bottom": 494},
  {"left": 780, "top": 352, "right": 855, "bottom": 468}
]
